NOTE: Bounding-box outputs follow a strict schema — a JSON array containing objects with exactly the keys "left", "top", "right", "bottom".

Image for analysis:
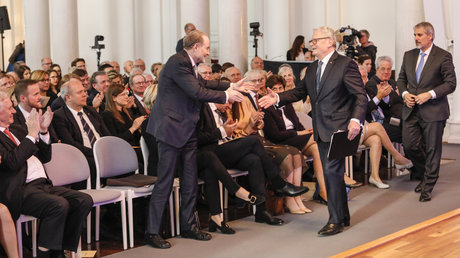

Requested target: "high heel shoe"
[
  {"left": 395, "top": 161, "right": 413, "bottom": 171},
  {"left": 246, "top": 193, "right": 265, "bottom": 206},
  {"left": 369, "top": 177, "right": 390, "bottom": 189},
  {"left": 286, "top": 206, "right": 306, "bottom": 214},
  {"left": 313, "top": 193, "right": 328, "bottom": 205},
  {"left": 208, "top": 219, "right": 235, "bottom": 234}
]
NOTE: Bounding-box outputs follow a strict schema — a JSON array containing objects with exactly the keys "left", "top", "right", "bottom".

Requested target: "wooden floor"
[{"left": 333, "top": 209, "right": 460, "bottom": 258}]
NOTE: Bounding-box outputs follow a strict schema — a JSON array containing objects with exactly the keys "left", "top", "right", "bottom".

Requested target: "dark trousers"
[
  {"left": 146, "top": 136, "right": 198, "bottom": 234},
  {"left": 198, "top": 151, "right": 240, "bottom": 215},
  {"left": 402, "top": 109, "right": 445, "bottom": 193},
  {"left": 317, "top": 141, "right": 349, "bottom": 225},
  {"left": 22, "top": 178, "right": 93, "bottom": 251}
]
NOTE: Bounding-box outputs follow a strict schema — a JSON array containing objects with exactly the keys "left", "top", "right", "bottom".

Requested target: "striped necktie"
[{"left": 77, "top": 112, "right": 96, "bottom": 146}]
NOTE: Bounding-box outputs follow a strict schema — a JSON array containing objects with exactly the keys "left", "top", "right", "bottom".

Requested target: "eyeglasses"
[
  {"left": 134, "top": 81, "right": 146, "bottom": 85},
  {"left": 145, "top": 80, "right": 154, "bottom": 84},
  {"left": 41, "top": 79, "right": 50, "bottom": 82},
  {"left": 250, "top": 78, "right": 264, "bottom": 83},
  {"left": 309, "top": 37, "right": 329, "bottom": 45}
]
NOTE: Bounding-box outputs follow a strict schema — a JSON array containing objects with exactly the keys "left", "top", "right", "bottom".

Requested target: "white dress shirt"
[{"left": 66, "top": 106, "right": 101, "bottom": 148}]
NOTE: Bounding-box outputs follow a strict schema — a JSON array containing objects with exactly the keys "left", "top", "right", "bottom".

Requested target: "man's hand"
[
  {"left": 232, "top": 77, "right": 254, "bottom": 93},
  {"left": 404, "top": 92, "right": 416, "bottom": 108},
  {"left": 226, "top": 88, "right": 244, "bottom": 102},
  {"left": 266, "top": 71, "right": 273, "bottom": 78},
  {"left": 376, "top": 82, "right": 391, "bottom": 100},
  {"left": 258, "top": 88, "right": 278, "bottom": 109},
  {"left": 415, "top": 92, "right": 432, "bottom": 105},
  {"left": 252, "top": 111, "right": 264, "bottom": 123},
  {"left": 347, "top": 120, "right": 361, "bottom": 141},
  {"left": 92, "top": 93, "right": 104, "bottom": 109},
  {"left": 26, "top": 108, "right": 40, "bottom": 139},
  {"left": 223, "top": 119, "right": 238, "bottom": 136},
  {"left": 39, "top": 107, "right": 53, "bottom": 133}
]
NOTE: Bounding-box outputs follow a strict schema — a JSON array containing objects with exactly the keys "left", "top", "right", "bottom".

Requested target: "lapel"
[
  {"left": 317, "top": 51, "right": 339, "bottom": 98},
  {"left": 203, "top": 103, "right": 218, "bottom": 130},
  {"left": 408, "top": 49, "right": 419, "bottom": 85},
  {"left": 64, "top": 106, "right": 82, "bottom": 139},
  {"left": 418, "top": 45, "right": 437, "bottom": 84},
  {"left": 0, "top": 130, "right": 17, "bottom": 149},
  {"left": 14, "top": 106, "right": 26, "bottom": 125}
]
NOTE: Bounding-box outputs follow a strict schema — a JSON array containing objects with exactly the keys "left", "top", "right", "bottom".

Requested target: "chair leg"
[
  {"left": 16, "top": 219, "right": 23, "bottom": 258},
  {"left": 120, "top": 194, "right": 128, "bottom": 250},
  {"left": 127, "top": 191, "right": 134, "bottom": 248},
  {"left": 86, "top": 211, "right": 91, "bottom": 244},
  {"left": 174, "top": 186, "right": 180, "bottom": 236},
  {"left": 95, "top": 206, "right": 100, "bottom": 241},
  {"left": 32, "top": 219, "right": 37, "bottom": 257},
  {"left": 219, "top": 182, "right": 224, "bottom": 211},
  {"left": 169, "top": 193, "right": 175, "bottom": 237}
]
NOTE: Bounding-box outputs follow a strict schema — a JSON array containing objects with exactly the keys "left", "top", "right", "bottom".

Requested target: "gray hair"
[
  {"left": 197, "top": 63, "right": 211, "bottom": 73},
  {"left": 278, "top": 64, "right": 296, "bottom": 81},
  {"left": 376, "top": 56, "right": 393, "bottom": 70},
  {"left": 315, "top": 26, "right": 336, "bottom": 46},
  {"left": 59, "top": 81, "right": 71, "bottom": 100},
  {"left": 414, "top": 22, "right": 435, "bottom": 41}
]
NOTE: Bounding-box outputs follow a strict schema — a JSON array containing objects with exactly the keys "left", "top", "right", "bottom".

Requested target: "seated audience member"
[
  {"left": 71, "top": 57, "right": 86, "bottom": 71},
  {"left": 198, "top": 101, "right": 308, "bottom": 222},
  {"left": 221, "top": 62, "right": 234, "bottom": 73},
  {"left": 51, "top": 64, "right": 62, "bottom": 79},
  {"left": 53, "top": 79, "right": 111, "bottom": 188},
  {"left": 365, "top": 56, "right": 404, "bottom": 143},
  {"left": 0, "top": 91, "right": 93, "bottom": 257},
  {"left": 233, "top": 69, "right": 312, "bottom": 213},
  {"left": 72, "top": 69, "right": 90, "bottom": 90},
  {"left": 358, "top": 66, "right": 413, "bottom": 189},
  {"left": 211, "top": 63, "right": 223, "bottom": 80},
  {"left": 0, "top": 203, "right": 19, "bottom": 258},
  {"left": 357, "top": 29, "right": 377, "bottom": 77},
  {"left": 15, "top": 65, "right": 31, "bottom": 80},
  {"left": 110, "top": 61, "right": 121, "bottom": 73},
  {"left": 50, "top": 73, "right": 81, "bottom": 111},
  {"left": 134, "top": 58, "right": 146, "bottom": 72},
  {"left": 0, "top": 75, "right": 13, "bottom": 93},
  {"left": 144, "top": 73, "right": 155, "bottom": 87},
  {"left": 150, "top": 62, "right": 162, "bottom": 82},
  {"left": 7, "top": 73, "right": 19, "bottom": 85},
  {"left": 31, "top": 70, "right": 57, "bottom": 108},
  {"left": 87, "top": 71, "right": 110, "bottom": 112},
  {"left": 278, "top": 64, "right": 310, "bottom": 113},
  {"left": 13, "top": 79, "right": 58, "bottom": 143},
  {"left": 129, "top": 74, "right": 149, "bottom": 116},
  {"left": 224, "top": 66, "right": 242, "bottom": 83},
  {"left": 107, "top": 70, "right": 123, "bottom": 84},
  {"left": 49, "top": 69, "right": 60, "bottom": 95},
  {"left": 102, "top": 84, "right": 146, "bottom": 146},
  {"left": 304, "top": 50, "right": 315, "bottom": 61},
  {"left": 140, "top": 85, "right": 158, "bottom": 176},
  {"left": 250, "top": 56, "right": 264, "bottom": 70},
  {"left": 263, "top": 74, "right": 327, "bottom": 210},
  {"left": 197, "top": 63, "right": 213, "bottom": 80},
  {"left": 41, "top": 57, "right": 53, "bottom": 71},
  {"left": 357, "top": 54, "right": 372, "bottom": 77},
  {"left": 99, "top": 63, "right": 114, "bottom": 73},
  {"left": 287, "top": 35, "right": 308, "bottom": 61},
  {"left": 123, "top": 60, "right": 134, "bottom": 83}
]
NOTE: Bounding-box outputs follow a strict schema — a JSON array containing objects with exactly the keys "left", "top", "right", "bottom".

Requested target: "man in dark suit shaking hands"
[
  {"left": 397, "top": 22, "right": 456, "bottom": 202},
  {"left": 145, "top": 30, "right": 247, "bottom": 248},
  {"left": 260, "top": 26, "right": 367, "bottom": 236}
]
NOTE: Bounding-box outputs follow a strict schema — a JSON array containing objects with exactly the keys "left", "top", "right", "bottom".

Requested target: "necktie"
[
  {"left": 193, "top": 65, "right": 198, "bottom": 78},
  {"left": 77, "top": 112, "right": 96, "bottom": 146},
  {"left": 3, "top": 128, "right": 17, "bottom": 145},
  {"left": 255, "top": 94, "right": 260, "bottom": 111},
  {"left": 416, "top": 52, "right": 426, "bottom": 83},
  {"left": 316, "top": 61, "right": 323, "bottom": 92}
]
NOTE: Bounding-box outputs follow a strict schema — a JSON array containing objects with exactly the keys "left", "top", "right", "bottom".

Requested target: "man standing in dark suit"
[
  {"left": 397, "top": 22, "right": 456, "bottom": 202},
  {"left": 145, "top": 30, "right": 247, "bottom": 249},
  {"left": 260, "top": 26, "right": 367, "bottom": 236},
  {"left": 0, "top": 92, "right": 93, "bottom": 257},
  {"left": 176, "top": 23, "right": 196, "bottom": 53},
  {"left": 53, "top": 78, "right": 111, "bottom": 188}
]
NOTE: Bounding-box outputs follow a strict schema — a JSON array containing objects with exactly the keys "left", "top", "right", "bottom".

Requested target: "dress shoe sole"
[
  {"left": 255, "top": 218, "right": 284, "bottom": 225},
  {"left": 318, "top": 228, "right": 343, "bottom": 236}
]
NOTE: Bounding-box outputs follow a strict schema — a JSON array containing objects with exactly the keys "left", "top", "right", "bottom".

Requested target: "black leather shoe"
[
  {"left": 209, "top": 219, "right": 235, "bottom": 234},
  {"left": 37, "top": 249, "right": 50, "bottom": 258},
  {"left": 255, "top": 210, "right": 284, "bottom": 225},
  {"left": 346, "top": 181, "right": 363, "bottom": 188},
  {"left": 181, "top": 227, "right": 212, "bottom": 241},
  {"left": 318, "top": 223, "right": 344, "bottom": 236},
  {"left": 145, "top": 233, "right": 171, "bottom": 249},
  {"left": 247, "top": 193, "right": 266, "bottom": 206},
  {"left": 414, "top": 182, "right": 423, "bottom": 193},
  {"left": 274, "top": 182, "right": 309, "bottom": 197},
  {"left": 419, "top": 191, "right": 432, "bottom": 202},
  {"left": 50, "top": 250, "right": 66, "bottom": 258},
  {"left": 343, "top": 219, "right": 350, "bottom": 227},
  {"left": 313, "top": 193, "right": 328, "bottom": 205}
]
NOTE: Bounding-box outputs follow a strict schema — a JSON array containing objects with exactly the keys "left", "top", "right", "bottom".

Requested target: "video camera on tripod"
[
  {"left": 90, "top": 35, "right": 105, "bottom": 69},
  {"left": 339, "top": 26, "right": 362, "bottom": 59}
]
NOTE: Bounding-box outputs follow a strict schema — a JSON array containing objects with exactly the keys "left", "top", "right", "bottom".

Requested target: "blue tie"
[
  {"left": 316, "top": 61, "right": 323, "bottom": 92},
  {"left": 416, "top": 52, "right": 426, "bottom": 83}
]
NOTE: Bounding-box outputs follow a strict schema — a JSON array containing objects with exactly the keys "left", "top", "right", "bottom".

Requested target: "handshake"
[{"left": 225, "top": 77, "right": 255, "bottom": 102}]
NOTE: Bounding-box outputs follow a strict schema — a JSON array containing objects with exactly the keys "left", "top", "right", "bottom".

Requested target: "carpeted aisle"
[{"left": 106, "top": 144, "right": 460, "bottom": 258}]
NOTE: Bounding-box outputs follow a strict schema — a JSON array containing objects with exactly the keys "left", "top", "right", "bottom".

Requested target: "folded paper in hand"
[{"left": 327, "top": 129, "right": 361, "bottom": 161}]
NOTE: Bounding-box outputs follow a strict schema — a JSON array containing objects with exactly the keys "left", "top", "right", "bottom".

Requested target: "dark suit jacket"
[
  {"left": 278, "top": 51, "right": 367, "bottom": 142},
  {"left": 365, "top": 75, "right": 403, "bottom": 123},
  {"left": 52, "top": 105, "right": 110, "bottom": 157},
  {"left": 131, "top": 97, "right": 148, "bottom": 117},
  {"left": 176, "top": 37, "right": 184, "bottom": 53},
  {"left": 102, "top": 110, "right": 140, "bottom": 146},
  {"left": 0, "top": 125, "right": 51, "bottom": 220},
  {"left": 13, "top": 106, "right": 59, "bottom": 143},
  {"left": 263, "top": 104, "right": 305, "bottom": 143},
  {"left": 87, "top": 88, "right": 105, "bottom": 112},
  {"left": 197, "top": 103, "right": 225, "bottom": 150},
  {"left": 397, "top": 45, "right": 456, "bottom": 122},
  {"left": 147, "top": 50, "right": 229, "bottom": 148},
  {"left": 50, "top": 96, "right": 65, "bottom": 112}
]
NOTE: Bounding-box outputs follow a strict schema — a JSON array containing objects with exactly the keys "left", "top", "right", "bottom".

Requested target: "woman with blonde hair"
[{"left": 31, "top": 70, "right": 57, "bottom": 108}]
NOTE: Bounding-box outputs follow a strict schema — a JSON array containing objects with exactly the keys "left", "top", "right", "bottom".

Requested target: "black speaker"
[{"left": 0, "top": 6, "right": 11, "bottom": 33}]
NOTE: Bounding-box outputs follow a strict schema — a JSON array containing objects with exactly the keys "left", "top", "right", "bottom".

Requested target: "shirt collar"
[
  {"left": 18, "top": 105, "right": 31, "bottom": 120},
  {"left": 420, "top": 43, "right": 433, "bottom": 56},
  {"left": 186, "top": 52, "right": 197, "bottom": 68},
  {"left": 319, "top": 50, "right": 334, "bottom": 65},
  {"left": 208, "top": 103, "right": 217, "bottom": 112},
  {"left": 66, "top": 105, "right": 83, "bottom": 115}
]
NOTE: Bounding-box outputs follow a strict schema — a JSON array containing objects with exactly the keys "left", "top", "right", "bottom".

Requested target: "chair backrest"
[
  {"left": 140, "top": 136, "right": 149, "bottom": 175},
  {"left": 93, "top": 136, "right": 139, "bottom": 182},
  {"left": 296, "top": 111, "right": 312, "bottom": 130},
  {"left": 43, "top": 143, "right": 90, "bottom": 186}
]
